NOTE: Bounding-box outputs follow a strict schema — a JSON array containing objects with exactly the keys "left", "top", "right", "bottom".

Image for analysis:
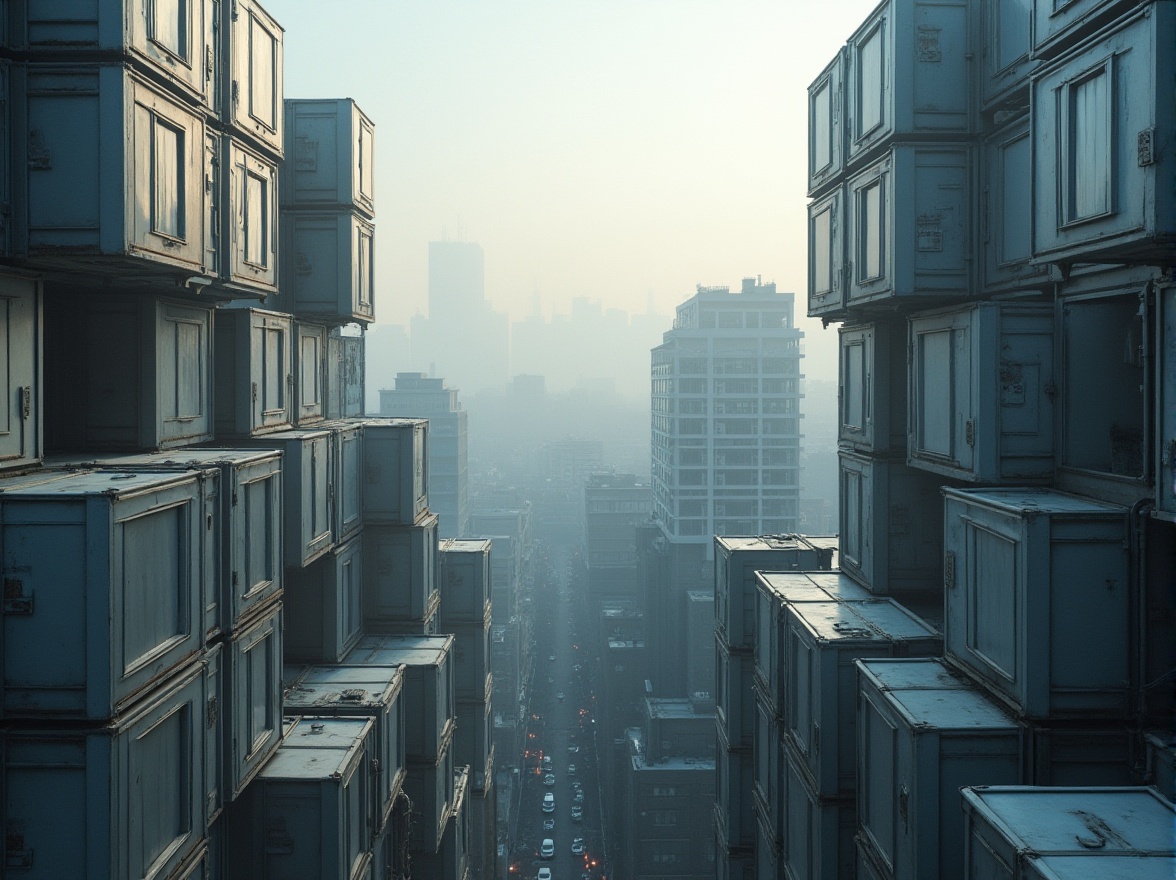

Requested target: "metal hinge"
[
  {"left": 207, "top": 695, "right": 218, "bottom": 729},
  {"left": 811, "top": 722, "right": 820, "bottom": 754},
  {"left": 944, "top": 551, "right": 956, "bottom": 589},
  {"left": 965, "top": 419, "right": 975, "bottom": 447},
  {"left": 899, "top": 784, "right": 910, "bottom": 828},
  {"left": 251, "top": 382, "right": 258, "bottom": 404},
  {"left": 19, "top": 386, "right": 31, "bottom": 421},
  {"left": 1138, "top": 129, "right": 1156, "bottom": 166}
]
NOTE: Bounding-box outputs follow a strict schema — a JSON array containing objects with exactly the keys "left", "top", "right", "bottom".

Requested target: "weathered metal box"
[
  {"left": 807, "top": 184, "right": 845, "bottom": 318},
  {"left": 1144, "top": 731, "right": 1175, "bottom": 801},
  {"left": 807, "top": 49, "right": 844, "bottom": 198},
  {"left": 1032, "top": 0, "right": 1140, "bottom": 60},
  {"left": 714, "top": 534, "right": 836, "bottom": 651},
  {"left": 361, "top": 417, "right": 428, "bottom": 525},
  {"left": 294, "top": 321, "right": 327, "bottom": 425},
  {"left": 856, "top": 658, "right": 1024, "bottom": 880},
  {"left": 908, "top": 302, "right": 1054, "bottom": 482},
  {"left": 1028, "top": 725, "right": 1136, "bottom": 787},
  {"left": 977, "top": 0, "right": 1035, "bottom": 107},
  {"left": 942, "top": 487, "right": 1130, "bottom": 719},
  {"left": 283, "top": 663, "right": 407, "bottom": 836},
  {"left": 325, "top": 330, "right": 365, "bottom": 419},
  {"left": 783, "top": 600, "right": 941, "bottom": 799},
  {"left": 17, "top": 64, "right": 210, "bottom": 275},
  {"left": 280, "top": 210, "right": 376, "bottom": 324},
  {"left": 438, "top": 538, "right": 493, "bottom": 625},
  {"left": 221, "top": 0, "right": 283, "bottom": 157},
  {"left": 44, "top": 295, "right": 214, "bottom": 450},
  {"left": 248, "top": 427, "right": 334, "bottom": 568},
  {"left": 1022, "top": 854, "right": 1176, "bottom": 880},
  {"left": 14, "top": 0, "right": 216, "bottom": 108},
  {"left": 844, "top": 0, "right": 970, "bottom": 163},
  {"left": 0, "top": 659, "right": 209, "bottom": 880},
  {"left": 323, "top": 418, "right": 363, "bottom": 541},
  {"left": 343, "top": 634, "right": 455, "bottom": 764},
  {"left": 214, "top": 308, "right": 294, "bottom": 436},
  {"left": 1161, "top": 283, "right": 1176, "bottom": 517},
  {"left": 754, "top": 571, "right": 874, "bottom": 716},
  {"left": 839, "top": 450, "right": 950, "bottom": 594},
  {"left": 228, "top": 717, "right": 374, "bottom": 880},
  {"left": 449, "top": 620, "right": 491, "bottom": 704},
  {"left": 0, "top": 469, "right": 205, "bottom": 719},
  {"left": 716, "top": 739, "right": 755, "bottom": 850},
  {"left": 781, "top": 743, "right": 856, "bottom": 880},
  {"left": 1031, "top": 4, "right": 1176, "bottom": 265},
  {"left": 363, "top": 515, "right": 440, "bottom": 627},
  {"left": 284, "top": 534, "right": 364, "bottom": 663},
  {"left": 226, "top": 602, "right": 283, "bottom": 799},
  {"left": 981, "top": 114, "right": 1050, "bottom": 293},
  {"left": 845, "top": 145, "right": 971, "bottom": 307},
  {"left": 0, "top": 274, "right": 42, "bottom": 470},
  {"left": 404, "top": 738, "right": 455, "bottom": 855},
  {"left": 839, "top": 320, "right": 906, "bottom": 453},
  {"left": 130, "top": 447, "right": 282, "bottom": 634},
  {"left": 224, "top": 137, "right": 279, "bottom": 294},
  {"left": 283, "top": 98, "right": 375, "bottom": 216},
  {"left": 716, "top": 636, "right": 755, "bottom": 749},
  {"left": 454, "top": 698, "right": 493, "bottom": 791},
  {"left": 961, "top": 786, "right": 1176, "bottom": 879}
]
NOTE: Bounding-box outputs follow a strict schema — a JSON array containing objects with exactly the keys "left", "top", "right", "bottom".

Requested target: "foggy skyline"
[{"left": 267, "top": 0, "right": 883, "bottom": 381}]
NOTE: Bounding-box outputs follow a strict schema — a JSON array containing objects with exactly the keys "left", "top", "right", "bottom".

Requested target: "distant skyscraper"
[
  {"left": 428, "top": 240, "right": 485, "bottom": 315},
  {"left": 379, "top": 372, "right": 469, "bottom": 538},
  {"left": 651, "top": 278, "right": 804, "bottom": 548}
]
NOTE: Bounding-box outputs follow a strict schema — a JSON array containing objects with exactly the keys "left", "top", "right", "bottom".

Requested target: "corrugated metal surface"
[
  {"left": 754, "top": 570, "right": 874, "bottom": 717},
  {"left": 438, "top": 538, "right": 493, "bottom": 625},
  {"left": 283, "top": 663, "right": 406, "bottom": 837},
  {"left": 962, "top": 786, "right": 1176, "bottom": 880},
  {"left": 807, "top": 50, "right": 844, "bottom": 198},
  {"left": 838, "top": 320, "right": 906, "bottom": 453},
  {"left": 284, "top": 534, "right": 364, "bottom": 663},
  {"left": 343, "top": 634, "right": 454, "bottom": 764},
  {"left": 839, "top": 450, "right": 950, "bottom": 594},
  {"left": 16, "top": 0, "right": 216, "bottom": 108},
  {"left": 229, "top": 717, "right": 373, "bottom": 880},
  {"left": 807, "top": 184, "right": 844, "bottom": 317},
  {"left": 248, "top": 427, "right": 334, "bottom": 568},
  {"left": 18, "top": 64, "right": 210, "bottom": 273},
  {"left": 844, "top": 0, "right": 970, "bottom": 163},
  {"left": 980, "top": 114, "right": 1049, "bottom": 293},
  {"left": 783, "top": 600, "right": 941, "bottom": 799},
  {"left": 44, "top": 295, "right": 215, "bottom": 451},
  {"left": 714, "top": 535, "right": 836, "bottom": 651},
  {"left": 363, "top": 515, "right": 440, "bottom": 626},
  {"left": 322, "top": 419, "right": 364, "bottom": 541},
  {"left": 715, "top": 739, "right": 755, "bottom": 849},
  {"left": 404, "top": 739, "right": 456, "bottom": 855},
  {"left": 223, "top": 0, "right": 284, "bottom": 157},
  {"left": 226, "top": 602, "right": 283, "bottom": 800},
  {"left": 279, "top": 210, "right": 376, "bottom": 324},
  {"left": 845, "top": 145, "right": 972, "bottom": 306},
  {"left": 857, "top": 658, "right": 1024, "bottom": 880},
  {"left": 943, "top": 487, "right": 1130, "bottom": 719},
  {"left": 283, "top": 98, "right": 376, "bottom": 216},
  {"left": 214, "top": 308, "right": 294, "bottom": 437},
  {"left": 781, "top": 743, "right": 855, "bottom": 880},
  {"left": 908, "top": 302, "right": 1054, "bottom": 482},
  {"left": 0, "top": 274, "right": 41, "bottom": 469},
  {"left": 0, "top": 469, "right": 204, "bottom": 719},
  {"left": 226, "top": 138, "right": 279, "bottom": 294},
  {"left": 1, "top": 659, "right": 208, "bottom": 880},
  {"left": 360, "top": 417, "right": 429, "bottom": 525},
  {"left": 294, "top": 321, "right": 327, "bottom": 425},
  {"left": 1031, "top": 5, "right": 1176, "bottom": 264}
]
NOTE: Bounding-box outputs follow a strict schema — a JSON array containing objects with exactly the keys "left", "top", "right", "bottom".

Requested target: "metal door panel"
[{"left": 0, "top": 276, "right": 41, "bottom": 468}]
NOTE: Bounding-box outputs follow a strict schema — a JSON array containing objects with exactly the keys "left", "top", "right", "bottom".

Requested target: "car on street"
[
  {"left": 543, "top": 773, "right": 556, "bottom": 786},
  {"left": 537, "top": 869, "right": 551, "bottom": 880},
  {"left": 571, "top": 837, "right": 585, "bottom": 855},
  {"left": 571, "top": 804, "right": 583, "bottom": 821},
  {"left": 567, "top": 745, "right": 579, "bottom": 755},
  {"left": 543, "top": 793, "right": 555, "bottom": 813},
  {"left": 541, "top": 839, "right": 555, "bottom": 859},
  {"left": 549, "top": 654, "right": 556, "bottom": 661},
  {"left": 557, "top": 692, "right": 565, "bottom": 701},
  {"left": 574, "top": 789, "right": 585, "bottom": 803},
  {"left": 543, "top": 817, "right": 555, "bottom": 831},
  {"left": 567, "top": 764, "right": 576, "bottom": 776}
]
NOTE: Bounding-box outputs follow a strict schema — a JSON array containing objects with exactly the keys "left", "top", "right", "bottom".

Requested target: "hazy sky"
[{"left": 267, "top": 0, "right": 882, "bottom": 381}]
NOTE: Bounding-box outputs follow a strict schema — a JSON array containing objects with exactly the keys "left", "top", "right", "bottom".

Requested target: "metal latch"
[
  {"left": 251, "top": 382, "right": 258, "bottom": 404},
  {"left": 944, "top": 551, "right": 956, "bottom": 590},
  {"left": 811, "top": 722, "right": 820, "bottom": 754},
  {"left": 19, "top": 387, "right": 31, "bottom": 421},
  {"left": 899, "top": 784, "right": 909, "bottom": 828},
  {"left": 207, "top": 695, "right": 219, "bottom": 729},
  {"left": 3, "top": 578, "right": 33, "bottom": 615},
  {"left": 965, "top": 419, "right": 975, "bottom": 447}
]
